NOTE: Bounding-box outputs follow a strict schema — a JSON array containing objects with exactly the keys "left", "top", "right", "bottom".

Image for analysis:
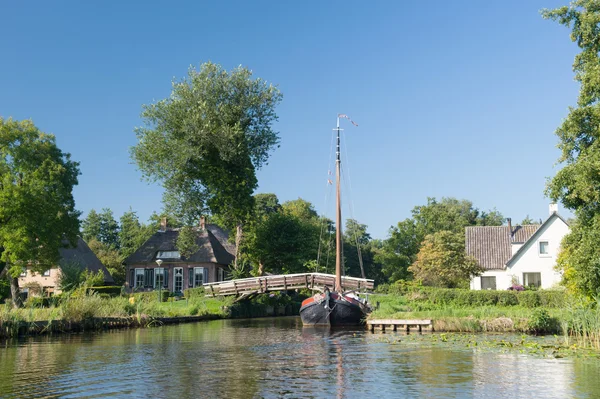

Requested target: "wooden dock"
[
  {"left": 367, "top": 319, "right": 433, "bottom": 333},
  {"left": 204, "top": 273, "right": 374, "bottom": 297}
]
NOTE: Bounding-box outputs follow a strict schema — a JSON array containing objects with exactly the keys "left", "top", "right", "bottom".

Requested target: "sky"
[{"left": 0, "top": 0, "right": 580, "bottom": 239}]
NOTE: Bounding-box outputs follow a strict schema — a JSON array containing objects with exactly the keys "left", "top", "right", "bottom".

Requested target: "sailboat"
[{"left": 299, "top": 114, "right": 370, "bottom": 326}]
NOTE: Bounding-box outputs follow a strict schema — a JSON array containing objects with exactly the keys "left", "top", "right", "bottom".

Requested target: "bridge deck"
[{"left": 204, "top": 273, "right": 374, "bottom": 296}]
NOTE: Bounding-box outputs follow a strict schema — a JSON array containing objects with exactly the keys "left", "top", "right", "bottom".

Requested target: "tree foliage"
[
  {"left": 377, "top": 197, "right": 503, "bottom": 284},
  {"left": 409, "top": 230, "right": 483, "bottom": 288},
  {"left": 177, "top": 226, "right": 200, "bottom": 259},
  {"left": 543, "top": 1, "right": 600, "bottom": 296},
  {"left": 0, "top": 118, "right": 80, "bottom": 306},
  {"left": 131, "top": 62, "right": 282, "bottom": 268},
  {"left": 87, "top": 239, "right": 124, "bottom": 286},
  {"left": 82, "top": 208, "right": 119, "bottom": 248}
]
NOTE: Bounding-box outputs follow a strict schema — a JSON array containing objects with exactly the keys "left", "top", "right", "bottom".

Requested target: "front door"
[{"left": 174, "top": 267, "right": 183, "bottom": 293}]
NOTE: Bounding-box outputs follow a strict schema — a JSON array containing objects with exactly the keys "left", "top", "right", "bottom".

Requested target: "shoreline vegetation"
[{"left": 2, "top": 284, "right": 600, "bottom": 355}]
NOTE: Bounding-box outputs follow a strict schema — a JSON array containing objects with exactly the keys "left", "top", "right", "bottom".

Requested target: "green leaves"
[
  {"left": 409, "top": 231, "right": 483, "bottom": 288},
  {"left": 131, "top": 62, "right": 282, "bottom": 227},
  {"left": 0, "top": 118, "right": 81, "bottom": 275}
]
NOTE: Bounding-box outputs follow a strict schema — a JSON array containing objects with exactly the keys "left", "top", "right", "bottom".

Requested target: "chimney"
[
  {"left": 549, "top": 203, "right": 558, "bottom": 215},
  {"left": 507, "top": 218, "right": 512, "bottom": 242},
  {"left": 200, "top": 216, "right": 206, "bottom": 231},
  {"left": 160, "top": 217, "right": 167, "bottom": 232}
]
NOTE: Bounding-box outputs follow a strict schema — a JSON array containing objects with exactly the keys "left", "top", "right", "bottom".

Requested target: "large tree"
[
  {"left": 82, "top": 208, "right": 119, "bottom": 248},
  {"left": 543, "top": 1, "right": 600, "bottom": 296},
  {"left": 377, "top": 197, "right": 503, "bottom": 284},
  {"left": 131, "top": 62, "right": 282, "bottom": 271},
  {"left": 0, "top": 118, "right": 80, "bottom": 306},
  {"left": 408, "top": 230, "right": 483, "bottom": 288}
]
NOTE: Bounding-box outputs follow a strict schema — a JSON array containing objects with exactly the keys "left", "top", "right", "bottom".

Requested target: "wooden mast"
[{"left": 334, "top": 116, "right": 343, "bottom": 292}]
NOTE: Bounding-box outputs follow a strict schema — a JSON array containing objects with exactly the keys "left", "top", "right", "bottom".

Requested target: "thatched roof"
[
  {"left": 124, "top": 224, "right": 235, "bottom": 266},
  {"left": 59, "top": 238, "right": 114, "bottom": 284}
]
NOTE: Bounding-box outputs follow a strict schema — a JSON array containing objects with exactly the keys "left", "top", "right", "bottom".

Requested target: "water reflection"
[{"left": 0, "top": 318, "right": 599, "bottom": 398}]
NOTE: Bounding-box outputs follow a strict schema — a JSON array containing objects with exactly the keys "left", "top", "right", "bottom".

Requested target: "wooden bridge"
[{"left": 204, "top": 273, "right": 374, "bottom": 297}]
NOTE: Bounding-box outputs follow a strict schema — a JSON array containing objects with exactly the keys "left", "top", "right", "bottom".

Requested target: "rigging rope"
[
  {"left": 341, "top": 136, "right": 366, "bottom": 279},
  {"left": 316, "top": 128, "right": 336, "bottom": 272}
]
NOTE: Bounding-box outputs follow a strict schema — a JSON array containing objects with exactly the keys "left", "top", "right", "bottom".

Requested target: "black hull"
[{"left": 300, "top": 294, "right": 367, "bottom": 326}]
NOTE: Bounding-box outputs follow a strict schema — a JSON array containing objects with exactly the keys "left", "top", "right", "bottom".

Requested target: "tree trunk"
[
  {"left": 10, "top": 275, "right": 22, "bottom": 308},
  {"left": 234, "top": 223, "right": 243, "bottom": 270}
]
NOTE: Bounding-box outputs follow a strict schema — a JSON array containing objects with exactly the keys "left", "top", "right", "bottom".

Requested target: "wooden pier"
[
  {"left": 204, "top": 273, "right": 374, "bottom": 297},
  {"left": 367, "top": 319, "right": 433, "bottom": 333}
]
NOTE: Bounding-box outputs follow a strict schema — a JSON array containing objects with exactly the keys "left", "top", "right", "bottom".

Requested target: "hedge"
[{"left": 398, "top": 286, "right": 567, "bottom": 308}]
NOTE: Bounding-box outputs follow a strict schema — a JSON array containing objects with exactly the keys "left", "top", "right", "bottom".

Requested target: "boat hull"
[{"left": 300, "top": 291, "right": 367, "bottom": 326}]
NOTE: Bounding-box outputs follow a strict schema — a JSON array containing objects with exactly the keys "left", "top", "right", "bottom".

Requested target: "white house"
[{"left": 467, "top": 204, "right": 570, "bottom": 290}]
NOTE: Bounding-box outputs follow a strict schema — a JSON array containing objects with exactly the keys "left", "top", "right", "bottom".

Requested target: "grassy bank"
[
  {"left": 0, "top": 289, "right": 307, "bottom": 339},
  {"left": 369, "top": 288, "right": 600, "bottom": 350}
]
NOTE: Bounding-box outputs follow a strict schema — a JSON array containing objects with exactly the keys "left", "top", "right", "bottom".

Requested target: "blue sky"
[{"left": 0, "top": 0, "right": 579, "bottom": 239}]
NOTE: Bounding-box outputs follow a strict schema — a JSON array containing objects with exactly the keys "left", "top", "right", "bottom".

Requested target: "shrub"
[
  {"left": 184, "top": 287, "right": 205, "bottom": 299},
  {"left": 133, "top": 290, "right": 170, "bottom": 303},
  {"left": 527, "top": 309, "right": 559, "bottom": 334},
  {"left": 26, "top": 297, "right": 51, "bottom": 308}
]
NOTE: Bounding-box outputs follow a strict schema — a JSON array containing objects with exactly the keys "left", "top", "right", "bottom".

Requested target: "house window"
[
  {"left": 523, "top": 272, "right": 542, "bottom": 289},
  {"left": 144, "top": 269, "right": 154, "bottom": 288},
  {"left": 174, "top": 267, "right": 183, "bottom": 293},
  {"left": 189, "top": 267, "right": 207, "bottom": 288},
  {"left": 130, "top": 269, "right": 135, "bottom": 288},
  {"left": 481, "top": 276, "right": 496, "bottom": 290},
  {"left": 218, "top": 267, "right": 225, "bottom": 282},
  {"left": 539, "top": 241, "right": 549, "bottom": 256},
  {"left": 20, "top": 268, "right": 27, "bottom": 277},
  {"left": 154, "top": 268, "right": 168, "bottom": 289},
  {"left": 43, "top": 269, "right": 51, "bottom": 277},
  {"left": 157, "top": 251, "right": 181, "bottom": 259},
  {"left": 135, "top": 269, "right": 145, "bottom": 288},
  {"left": 154, "top": 268, "right": 165, "bottom": 289}
]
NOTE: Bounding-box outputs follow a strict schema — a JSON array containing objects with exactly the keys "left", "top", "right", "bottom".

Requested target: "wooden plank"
[{"left": 367, "top": 319, "right": 432, "bottom": 326}]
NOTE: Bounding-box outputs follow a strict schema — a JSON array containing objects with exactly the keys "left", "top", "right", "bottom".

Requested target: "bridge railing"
[{"left": 203, "top": 273, "right": 374, "bottom": 296}]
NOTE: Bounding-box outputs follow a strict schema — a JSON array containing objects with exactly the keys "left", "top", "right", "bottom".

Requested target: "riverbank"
[
  {"left": 368, "top": 288, "right": 600, "bottom": 350},
  {"left": 0, "top": 290, "right": 304, "bottom": 339}
]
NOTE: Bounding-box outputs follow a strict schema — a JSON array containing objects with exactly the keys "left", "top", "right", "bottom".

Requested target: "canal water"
[{"left": 1, "top": 317, "right": 599, "bottom": 398}]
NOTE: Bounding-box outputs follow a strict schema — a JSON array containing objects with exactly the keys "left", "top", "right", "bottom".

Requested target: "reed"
[{"left": 563, "top": 298, "right": 600, "bottom": 350}]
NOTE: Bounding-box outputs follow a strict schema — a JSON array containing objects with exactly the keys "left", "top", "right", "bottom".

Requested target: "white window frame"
[
  {"left": 173, "top": 267, "right": 183, "bottom": 293},
  {"left": 20, "top": 268, "right": 27, "bottom": 277},
  {"left": 218, "top": 267, "right": 225, "bottom": 282},
  {"left": 538, "top": 240, "right": 550, "bottom": 257},
  {"left": 43, "top": 269, "right": 51, "bottom": 277},
  {"left": 135, "top": 268, "right": 145, "bottom": 288}
]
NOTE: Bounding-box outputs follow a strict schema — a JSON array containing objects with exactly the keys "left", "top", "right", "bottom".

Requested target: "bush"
[
  {"left": 527, "top": 309, "right": 559, "bottom": 334},
  {"left": 133, "top": 290, "right": 170, "bottom": 303},
  {"left": 26, "top": 297, "right": 51, "bottom": 308},
  {"left": 184, "top": 287, "right": 205, "bottom": 299}
]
